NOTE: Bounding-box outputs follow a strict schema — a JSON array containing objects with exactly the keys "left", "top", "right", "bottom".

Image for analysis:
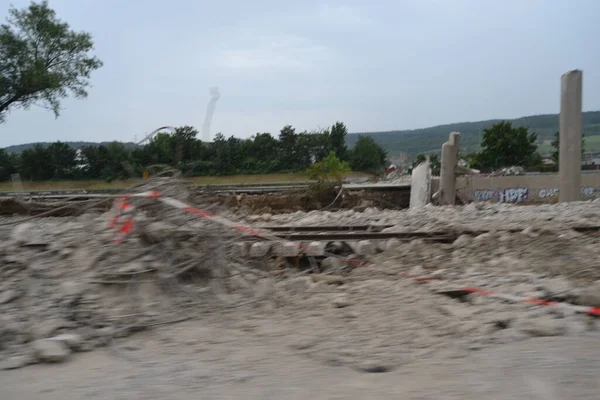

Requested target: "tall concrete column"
[
  {"left": 559, "top": 70, "right": 583, "bottom": 203},
  {"left": 439, "top": 132, "right": 460, "bottom": 205}
]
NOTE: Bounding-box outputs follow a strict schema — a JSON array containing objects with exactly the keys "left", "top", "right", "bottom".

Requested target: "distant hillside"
[
  {"left": 347, "top": 111, "right": 600, "bottom": 157},
  {"left": 3, "top": 141, "right": 138, "bottom": 154}
]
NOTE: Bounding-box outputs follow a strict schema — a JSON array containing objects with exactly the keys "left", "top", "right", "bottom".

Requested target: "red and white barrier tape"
[{"left": 117, "top": 191, "right": 600, "bottom": 317}]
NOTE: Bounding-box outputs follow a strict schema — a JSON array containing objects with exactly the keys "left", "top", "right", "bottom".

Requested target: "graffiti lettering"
[
  {"left": 581, "top": 186, "right": 597, "bottom": 197},
  {"left": 498, "top": 188, "right": 528, "bottom": 203},
  {"left": 473, "top": 190, "right": 495, "bottom": 201},
  {"left": 538, "top": 188, "right": 559, "bottom": 199}
]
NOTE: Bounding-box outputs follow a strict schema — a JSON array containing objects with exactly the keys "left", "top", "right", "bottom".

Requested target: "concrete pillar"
[
  {"left": 559, "top": 70, "right": 583, "bottom": 203},
  {"left": 409, "top": 159, "right": 431, "bottom": 208},
  {"left": 439, "top": 132, "right": 461, "bottom": 205}
]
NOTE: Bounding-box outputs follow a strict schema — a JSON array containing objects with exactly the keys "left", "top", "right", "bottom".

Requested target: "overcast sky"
[{"left": 1, "top": 0, "right": 599, "bottom": 147}]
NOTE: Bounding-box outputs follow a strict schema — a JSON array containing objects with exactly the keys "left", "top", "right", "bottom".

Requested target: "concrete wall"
[{"left": 455, "top": 172, "right": 600, "bottom": 203}]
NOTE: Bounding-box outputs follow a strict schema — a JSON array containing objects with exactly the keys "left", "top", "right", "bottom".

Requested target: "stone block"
[
  {"left": 32, "top": 339, "right": 71, "bottom": 363},
  {"left": 304, "top": 241, "right": 326, "bottom": 256},
  {"left": 232, "top": 242, "right": 248, "bottom": 258},
  {"left": 275, "top": 241, "right": 300, "bottom": 257},
  {"left": 249, "top": 242, "right": 270, "bottom": 258},
  {"left": 356, "top": 240, "right": 376, "bottom": 255},
  {"left": 383, "top": 238, "right": 401, "bottom": 252}
]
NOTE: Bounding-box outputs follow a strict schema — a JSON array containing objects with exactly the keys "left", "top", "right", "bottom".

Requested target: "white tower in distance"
[{"left": 201, "top": 87, "right": 221, "bottom": 142}]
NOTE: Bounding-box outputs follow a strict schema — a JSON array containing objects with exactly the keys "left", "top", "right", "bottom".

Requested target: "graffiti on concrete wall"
[
  {"left": 538, "top": 186, "right": 600, "bottom": 199},
  {"left": 473, "top": 189, "right": 495, "bottom": 201},
  {"left": 581, "top": 186, "right": 598, "bottom": 197},
  {"left": 498, "top": 188, "right": 528, "bottom": 203},
  {"left": 538, "top": 188, "right": 559, "bottom": 199},
  {"left": 473, "top": 188, "right": 529, "bottom": 203}
]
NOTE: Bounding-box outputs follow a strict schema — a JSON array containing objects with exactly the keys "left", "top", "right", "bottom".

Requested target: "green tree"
[
  {"left": 307, "top": 151, "right": 351, "bottom": 184},
  {"left": 247, "top": 133, "right": 279, "bottom": 173},
  {"left": 411, "top": 153, "right": 440, "bottom": 175},
  {"left": 80, "top": 145, "right": 109, "bottom": 179},
  {"left": 550, "top": 130, "right": 585, "bottom": 167},
  {"left": 412, "top": 154, "right": 427, "bottom": 168},
  {"left": 472, "top": 121, "right": 541, "bottom": 171},
  {"left": 349, "top": 135, "right": 387, "bottom": 174},
  {"left": 0, "top": 1, "right": 103, "bottom": 122},
  {"left": 329, "top": 121, "right": 348, "bottom": 161},
  {"left": 428, "top": 154, "right": 441, "bottom": 175},
  {"left": 171, "top": 125, "right": 200, "bottom": 165},
  {"left": 277, "top": 125, "right": 298, "bottom": 171},
  {"left": 101, "top": 142, "right": 130, "bottom": 180},
  {"left": 0, "top": 148, "right": 17, "bottom": 181},
  {"left": 19, "top": 144, "right": 52, "bottom": 180},
  {"left": 47, "top": 141, "right": 76, "bottom": 179}
]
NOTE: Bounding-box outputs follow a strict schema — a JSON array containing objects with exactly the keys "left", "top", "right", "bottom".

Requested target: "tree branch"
[{"left": 0, "top": 94, "right": 20, "bottom": 113}]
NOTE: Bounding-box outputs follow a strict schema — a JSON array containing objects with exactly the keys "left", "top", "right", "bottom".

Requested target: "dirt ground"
[{"left": 1, "top": 319, "right": 599, "bottom": 399}]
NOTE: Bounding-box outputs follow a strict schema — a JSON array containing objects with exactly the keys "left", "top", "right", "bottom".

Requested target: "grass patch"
[{"left": 0, "top": 172, "right": 374, "bottom": 191}]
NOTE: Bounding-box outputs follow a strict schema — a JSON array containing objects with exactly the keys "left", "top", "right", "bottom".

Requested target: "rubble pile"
[
  {"left": 272, "top": 231, "right": 600, "bottom": 371},
  {"left": 0, "top": 179, "right": 272, "bottom": 369},
  {"left": 1, "top": 184, "right": 600, "bottom": 373},
  {"left": 258, "top": 199, "right": 600, "bottom": 232}
]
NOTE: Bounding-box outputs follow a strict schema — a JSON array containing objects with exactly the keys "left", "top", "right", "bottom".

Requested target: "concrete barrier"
[{"left": 456, "top": 172, "right": 600, "bottom": 203}]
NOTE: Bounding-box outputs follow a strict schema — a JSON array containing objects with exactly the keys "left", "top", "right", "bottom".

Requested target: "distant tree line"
[
  {"left": 0, "top": 122, "right": 388, "bottom": 182},
  {"left": 411, "top": 121, "right": 564, "bottom": 173}
]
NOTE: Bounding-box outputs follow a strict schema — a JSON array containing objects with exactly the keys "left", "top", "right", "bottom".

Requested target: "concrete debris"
[
  {"left": 249, "top": 242, "right": 270, "bottom": 258},
  {"left": 261, "top": 213, "right": 273, "bottom": 222},
  {"left": 382, "top": 238, "right": 401, "bottom": 252},
  {"left": 321, "top": 257, "right": 344, "bottom": 271},
  {"left": 452, "top": 234, "right": 472, "bottom": 248},
  {"left": 305, "top": 241, "right": 326, "bottom": 256},
  {"left": 11, "top": 222, "right": 40, "bottom": 245},
  {"left": 0, "top": 289, "right": 21, "bottom": 305},
  {"left": 275, "top": 241, "right": 300, "bottom": 257},
  {"left": 516, "top": 316, "right": 567, "bottom": 337},
  {"left": 2, "top": 180, "right": 600, "bottom": 372},
  {"left": 577, "top": 281, "right": 600, "bottom": 307},
  {"left": 32, "top": 339, "right": 71, "bottom": 363},
  {"left": 0, "top": 355, "right": 31, "bottom": 370},
  {"left": 331, "top": 295, "right": 351, "bottom": 308},
  {"left": 276, "top": 277, "right": 312, "bottom": 296},
  {"left": 232, "top": 242, "right": 248, "bottom": 258},
  {"left": 356, "top": 240, "right": 376, "bottom": 255},
  {"left": 311, "top": 274, "right": 346, "bottom": 286},
  {"left": 49, "top": 333, "right": 84, "bottom": 350}
]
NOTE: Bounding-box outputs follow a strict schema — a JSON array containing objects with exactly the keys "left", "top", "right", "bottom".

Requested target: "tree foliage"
[
  {"left": 470, "top": 121, "right": 542, "bottom": 171},
  {"left": 0, "top": 1, "right": 103, "bottom": 122},
  {"left": 550, "top": 130, "right": 585, "bottom": 167},
  {"left": 2, "top": 122, "right": 387, "bottom": 182},
  {"left": 349, "top": 135, "right": 387, "bottom": 174},
  {"left": 411, "top": 153, "right": 441, "bottom": 175},
  {"left": 329, "top": 121, "right": 348, "bottom": 161},
  {"left": 307, "top": 151, "right": 351, "bottom": 184}
]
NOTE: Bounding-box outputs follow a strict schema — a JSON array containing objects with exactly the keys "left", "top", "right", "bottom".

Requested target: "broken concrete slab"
[
  {"left": 577, "top": 281, "right": 600, "bottom": 307},
  {"left": 275, "top": 241, "right": 300, "bottom": 257},
  {"left": 32, "top": 339, "right": 71, "bottom": 363},
  {"left": 356, "top": 240, "right": 376, "bottom": 255},
  {"left": 304, "top": 241, "right": 326, "bottom": 256},
  {"left": 49, "top": 333, "right": 83, "bottom": 351},
  {"left": 232, "top": 242, "right": 248, "bottom": 258},
  {"left": 249, "top": 242, "right": 271, "bottom": 258}
]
